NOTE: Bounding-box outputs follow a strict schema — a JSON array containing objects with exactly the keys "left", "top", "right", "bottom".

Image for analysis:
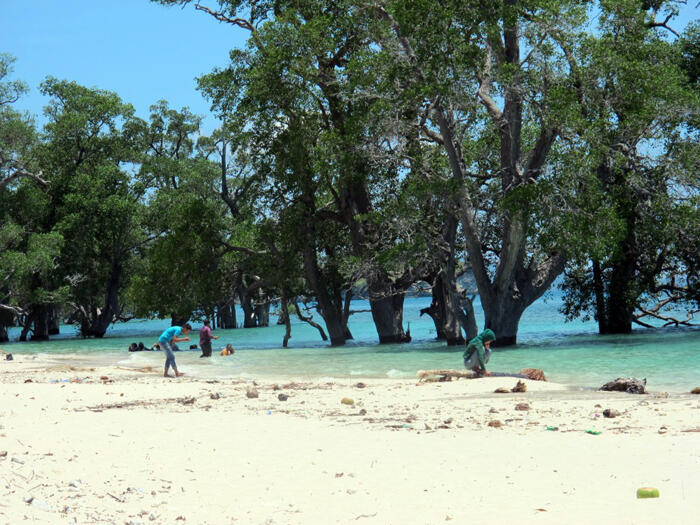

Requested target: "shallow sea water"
[{"left": 4, "top": 296, "right": 699, "bottom": 392}]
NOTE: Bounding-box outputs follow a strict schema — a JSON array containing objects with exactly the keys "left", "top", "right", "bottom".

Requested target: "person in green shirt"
[{"left": 463, "top": 329, "right": 496, "bottom": 376}]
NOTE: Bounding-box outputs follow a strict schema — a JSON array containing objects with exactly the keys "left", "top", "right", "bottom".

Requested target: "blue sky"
[
  {"left": 1, "top": 1, "right": 698, "bottom": 134},
  {"left": 2, "top": 0, "right": 247, "bottom": 132}
]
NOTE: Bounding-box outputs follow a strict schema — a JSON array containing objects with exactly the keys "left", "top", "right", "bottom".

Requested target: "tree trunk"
[
  {"left": 79, "top": 250, "right": 123, "bottom": 338},
  {"left": 301, "top": 241, "right": 347, "bottom": 346},
  {"left": 423, "top": 273, "right": 465, "bottom": 345},
  {"left": 0, "top": 325, "right": 7, "bottom": 343},
  {"left": 368, "top": 278, "right": 410, "bottom": 343},
  {"left": 277, "top": 303, "right": 288, "bottom": 325},
  {"left": 30, "top": 305, "right": 50, "bottom": 341},
  {"left": 280, "top": 292, "right": 292, "bottom": 347},
  {"left": 217, "top": 303, "right": 237, "bottom": 329},
  {"left": 482, "top": 295, "right": 527, "bottom": 347},
  {"left": 237, "top": 285, "right": 257, "bottom": 328},
  {"left": 255, "top": 298, "right": 270, "bottom": 327},
  {"left": 458, "top": 294, "right": 479, "bottom": 342},
  {"left": 48, "top": 304, "right": 60, "bottom": 335},
  {"left": 601, "top": 250, "right": 637, "bottom": 334}
]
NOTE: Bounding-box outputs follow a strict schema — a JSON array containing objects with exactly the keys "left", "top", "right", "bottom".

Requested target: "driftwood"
[
  {"left": 416, "top": 369, "right": 546, "bottom": 382},
  {"left": 599, "top": 377, "right": 647, "bottom": 394},
  {"left": 417, "top": 369, "right": 475, "bottom": 382}
]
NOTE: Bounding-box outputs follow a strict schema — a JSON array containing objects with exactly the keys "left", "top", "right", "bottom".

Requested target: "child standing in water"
[{"left": 158, "top": 323, "right": 191, "bottom": 377}]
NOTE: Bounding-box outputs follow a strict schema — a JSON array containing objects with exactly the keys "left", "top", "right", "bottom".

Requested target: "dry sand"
[{"left": 1, "top": 354, "right": 699, "bottom": 524}]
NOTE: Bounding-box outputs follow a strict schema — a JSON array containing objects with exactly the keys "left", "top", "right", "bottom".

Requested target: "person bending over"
[
  {"left": 158, "top": 323, "right": 191, "bottom": 377},
  {"left": 463, "top": 329, "right": 496, "bottom": 377}
]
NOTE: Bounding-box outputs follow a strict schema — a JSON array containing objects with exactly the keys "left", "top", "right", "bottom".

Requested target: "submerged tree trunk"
[
  {"left": 255, "top": 298, "right": 270, "bottom": 327},
  {"left": 78, "top": 250, "right": 123, "bottom": 338},
  {"left": 31, "top": 306, "right": 50, "bottom": 340},
  {"left": 48, "top": 304, "right": 60, "bottom": 335},
  {"left": 237, "top": 284, "right": 257, "bottom": 328},
  {"left": 377, "top": 8, "right": 566, "bottom": 346},
  {"left": 301, "top": 240, "right": 347, "bottom": 346},
  {"left": 217, "top": 303, "right": 237, "bottom": 329},
  {"left": 482, "top": 294, "right": 527, "bottom": 347},
  {"left": 368, "top": 279, "right": 410, "bottom": 343},
  {"left": 422, "top": 273, "right": 464, "bottom": 345}
]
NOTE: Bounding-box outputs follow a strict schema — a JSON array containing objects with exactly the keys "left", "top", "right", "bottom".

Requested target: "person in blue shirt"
[{"left": 158, "top": 323, "right": 192, "bottom": 377}]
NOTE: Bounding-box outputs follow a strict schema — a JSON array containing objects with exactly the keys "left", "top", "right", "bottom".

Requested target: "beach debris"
[
  {"left": 417, "top": 369, "right": 472, "bottom": 382},
  {"left": 545, "top": 426, "right": 559, "bottom": 431},
  {"left": 636, "top": 487, "right": 660, "bottom": 499},
  {"left": 31, "top": 499, "right": 52, "bottom": 512},
  {"left": 355, "top": 382, "right": 366, "bottom": 388},
  {"left": 515, "top": 402, "right": 530, "bottom": 411},
  {"left": 658, "top": 426, "right": 668, "bottom": 434},
  {"left": 245, "top": 387, "right": 259, "bottom": 399},
  {"left": 494, "top": 387, "right": 510, "bottom": 393},
  {"left": 519, "top": 368, "right": 546, "bottom": 381},
  {"left": 690, "top": 387, "right": 700, "bottom": 394},
  {"left": 24, "top": 378, "right": 32, "bottom": 383},
  {"left": 489, "top": 407, "right": 499, "bottom": 413},
  {"left": 277, "top": 393, "right": 289, "bottom": 401},
  {"left": 341, "top": 397, "right": 355, "bottom": 405},
  {"left": 4, "top": 353, "right": 12, "bottom": 361},
  {"left": 443, "top": 417, "right": 453, "bottom": 425},
  {"left": 210, "top": 393, "right": 221, "bottom": 400},
  {"left": 585, "top": 430, "right": 602, "bottom": 435},
  {"left": 488, "top": 420, "right": 503, "bottom": 428},
  {"left": 511, "top": 380, "right": 527, "bottom": 393},
  {"left": 179, "top": 396, "right": 195, "bottom": 405},
  {"left": 0, "top": 450, "right": 6, "bottom": 458},
  {"left": 11, "top": 457, "right": 25, "bottom": 464},
  {"left": 23, "top": 495, "right": 34, "bottom": 504},
  {"left": 600, "top": 377, "right": 647, "bottom": 394},
  {"left": 359, "top": 408, "right": 367, "bottom": 416},
  {"left": 272, "top": 384, "right": 281, "bottom": 391},
  {"left": 603, "top": 408, "right": 620, "bottom": 418}
]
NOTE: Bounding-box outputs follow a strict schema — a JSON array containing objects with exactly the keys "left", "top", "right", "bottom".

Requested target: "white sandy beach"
[{"left": 1, "top": 355, "right": 699, "bottom": 525}]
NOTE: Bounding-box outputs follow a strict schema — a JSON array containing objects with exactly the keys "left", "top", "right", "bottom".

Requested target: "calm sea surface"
[{"left": 4, "top": 296, "right": 699, "bottom": 392}]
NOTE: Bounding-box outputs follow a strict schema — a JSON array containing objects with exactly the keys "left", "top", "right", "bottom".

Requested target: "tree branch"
[{"left": 0, "top": 170, "right": 48, "bottom": 191}]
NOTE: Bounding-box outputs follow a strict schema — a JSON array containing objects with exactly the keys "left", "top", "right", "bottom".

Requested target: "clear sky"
[
  {"left": 1, "top": 1, "right": 698, "bottom": 134},
  {"left": 2, "top": 0, "right": 248, "bottom": 132}
]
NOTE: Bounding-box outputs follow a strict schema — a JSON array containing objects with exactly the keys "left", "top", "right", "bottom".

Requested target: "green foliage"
[
  {"left": 36, "top": 79, "right": 147, "bottom": 335},
  {"left": 559, "top": 0, "right": 700, "bottom": 328}
]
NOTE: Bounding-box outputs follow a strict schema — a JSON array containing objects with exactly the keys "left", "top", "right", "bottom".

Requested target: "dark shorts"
[{"left": 200, "top": 341, "right": 212, "bottom": 357}]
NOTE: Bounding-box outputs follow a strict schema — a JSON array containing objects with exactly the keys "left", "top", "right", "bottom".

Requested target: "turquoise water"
[{"left": 4, "top": 296, "right": 699, "bottom": 392}]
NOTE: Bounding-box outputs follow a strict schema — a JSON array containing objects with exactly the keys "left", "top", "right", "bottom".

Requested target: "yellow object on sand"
[{"left": 636, "top": 487, "right": 659, "bottom": 498}]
